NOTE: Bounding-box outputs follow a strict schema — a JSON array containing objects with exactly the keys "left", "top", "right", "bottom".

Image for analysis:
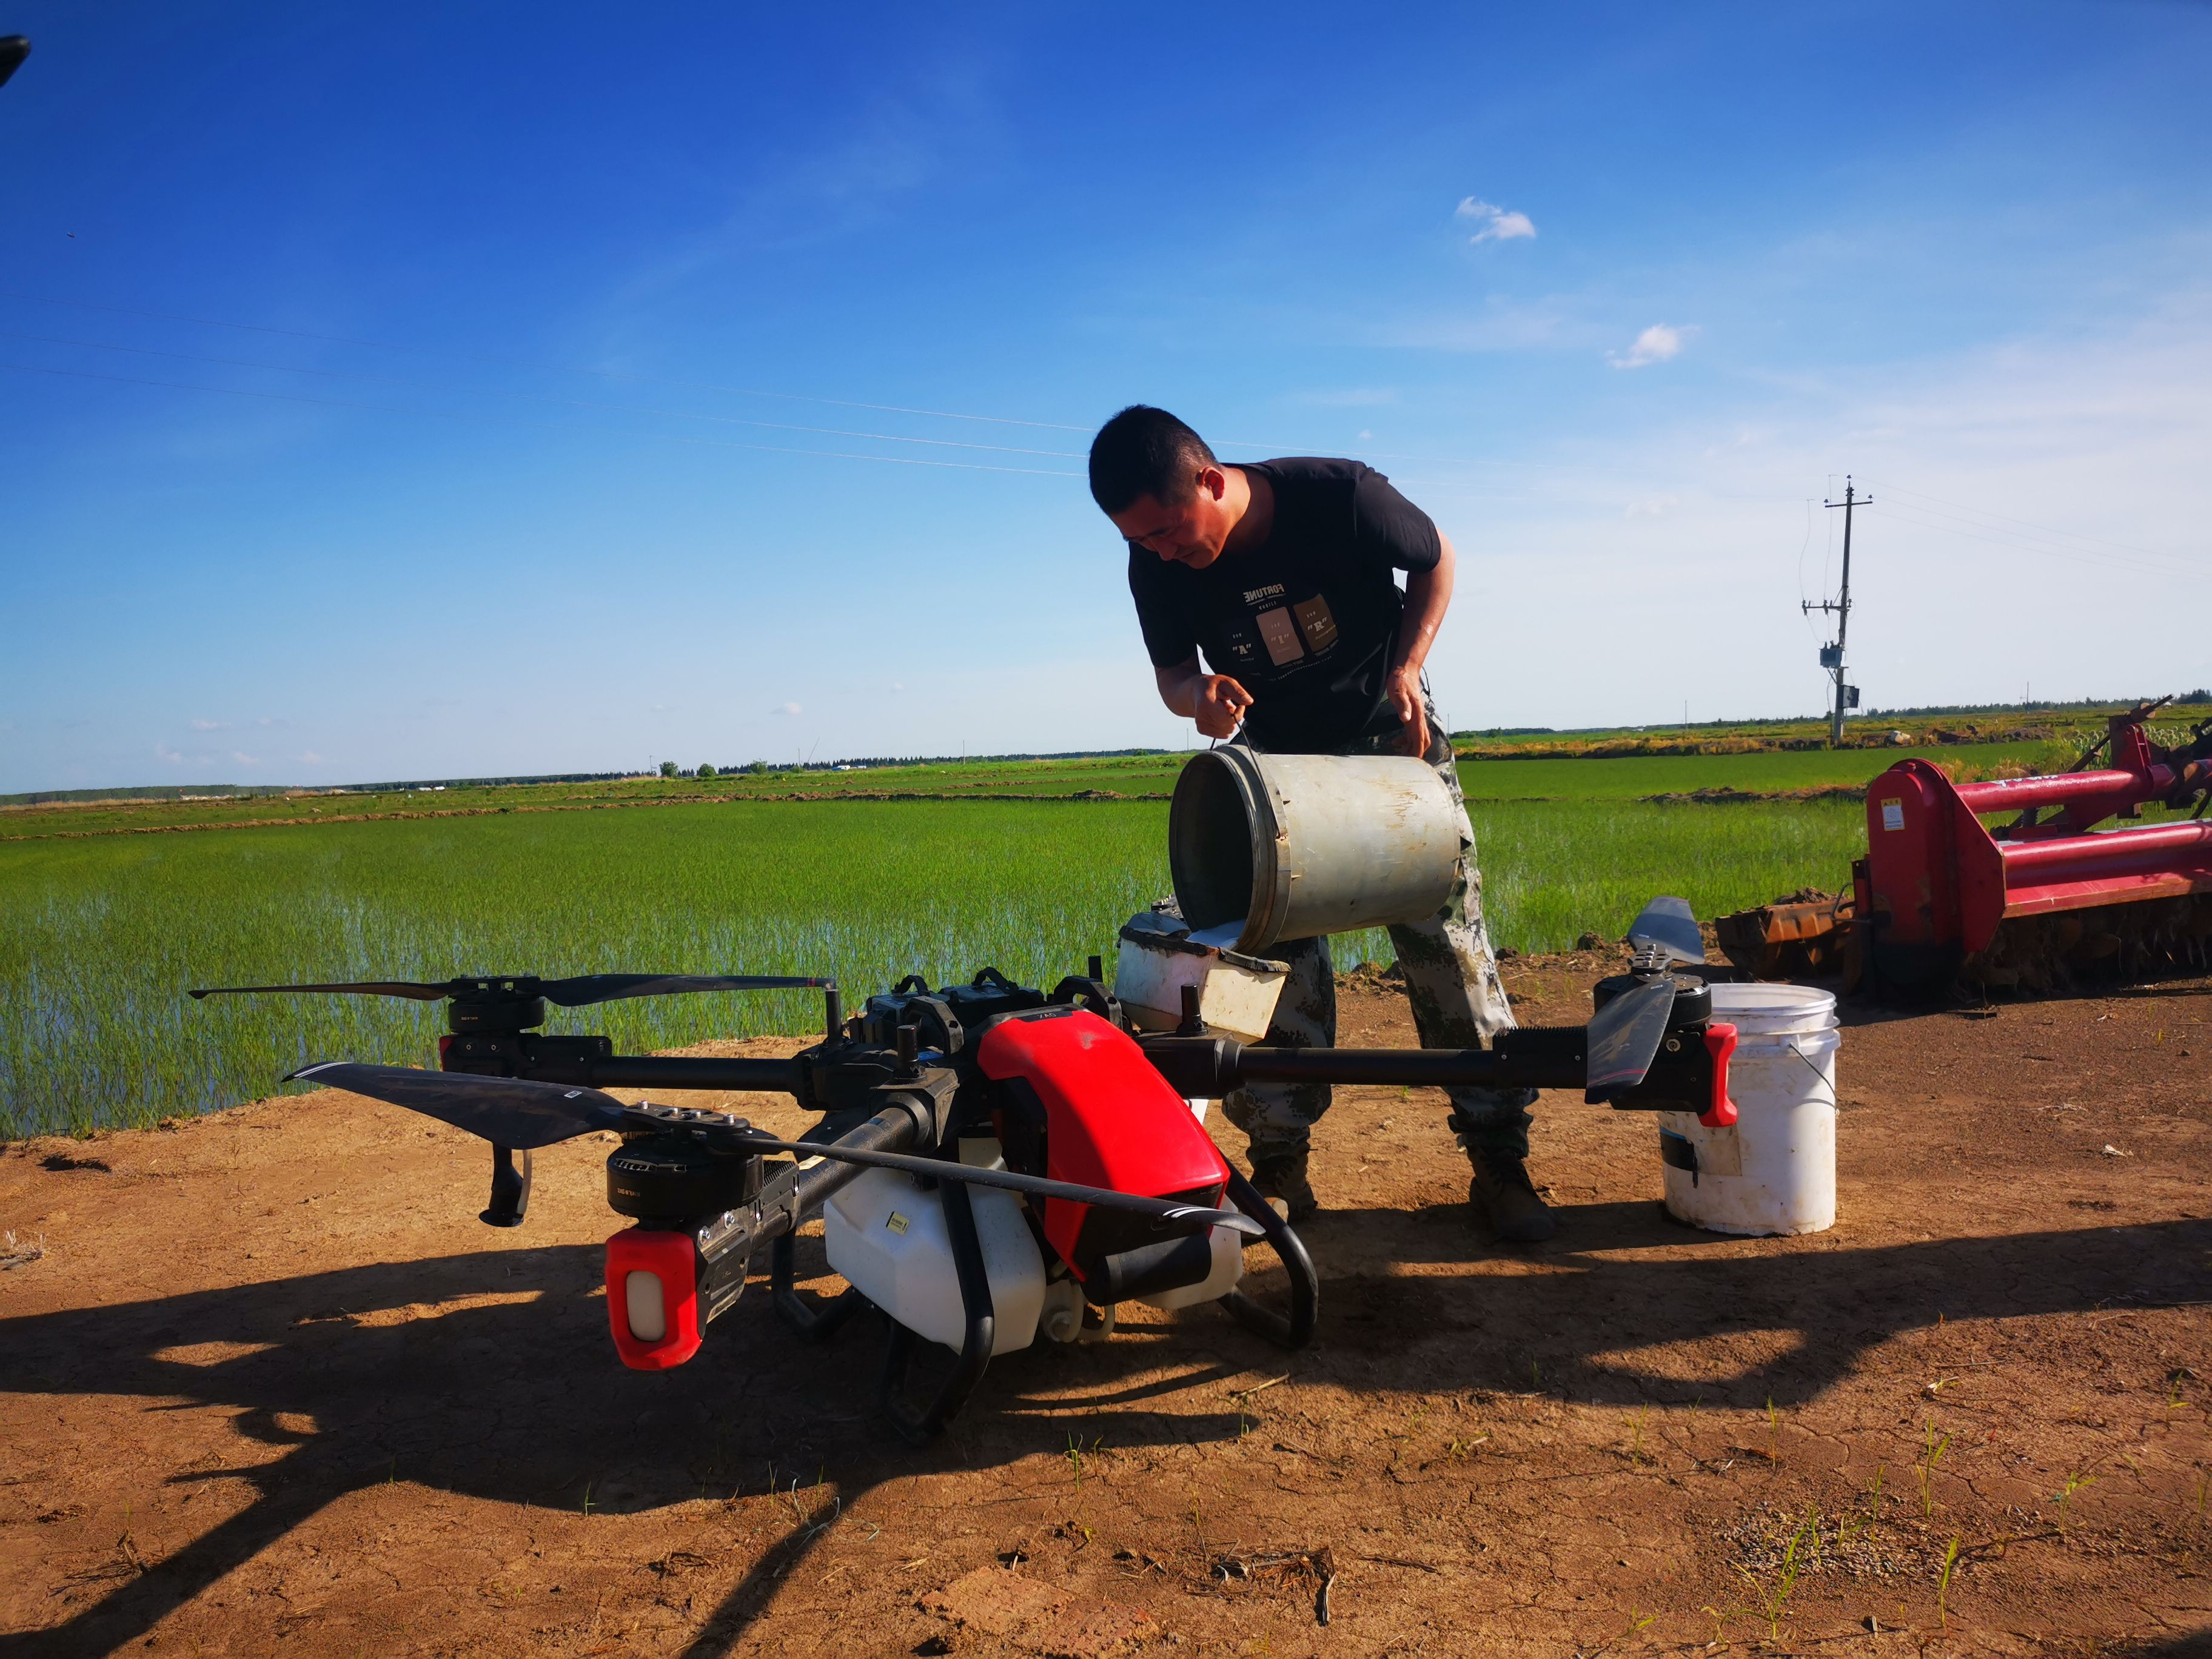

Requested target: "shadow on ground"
[{"left": 4, "top": 1212, "right": 2205, "bottom": 1655}]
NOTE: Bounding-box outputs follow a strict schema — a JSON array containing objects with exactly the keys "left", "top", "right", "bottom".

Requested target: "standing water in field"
[{"left": 0, "top": 802, "right": 1173, "bottom": 1139}]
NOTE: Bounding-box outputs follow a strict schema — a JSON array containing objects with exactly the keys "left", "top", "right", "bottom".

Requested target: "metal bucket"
[{"left": 1168, "top": 747, "right": 1467, "bottom": 953}]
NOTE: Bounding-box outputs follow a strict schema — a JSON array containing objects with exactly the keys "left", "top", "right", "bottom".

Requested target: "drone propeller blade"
[
  {"left": 537, "top": 974, "right": 830, "bottom": 1007},
  {"left": 1583, "top": 977, "right": 1678, "bottom": 1102},
  {"left": 1624, "top": 896, "right": 1704, "bottom": 965},
  {"left": 281, "top": 1065, "right": 1262, "bottom": 1238},
  {"left": 284, "top": 1062, "right": 626, "bottom": 1149},
  {"left": 726, "top": 1131, "right": 1265, "bottom": 1238},
  {"left": 192, "top": 980, "right": 459, "bottom": 1002}
]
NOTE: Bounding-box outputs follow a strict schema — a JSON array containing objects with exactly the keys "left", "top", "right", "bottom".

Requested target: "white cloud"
[
  {"left": 772, "top": 701, "right": 803, "bottom": 716},
  {"left": 1625, "top": 494, "right": 1679, "bottom": 518},
  {"left": 230, "top": 751, "right": 260, "bottom": 766},
  {"left": 1457, "top": 197, "right": 1537, "bottom": 243},
  {"left": 1609, "top": 323, "right": 1695, "bottom": 369},
  {"left": 189, "top": 717, "right": 225, "bottom": 731},
  {"left": 300, "top": 751, "right": 326, "bottom": 764}
]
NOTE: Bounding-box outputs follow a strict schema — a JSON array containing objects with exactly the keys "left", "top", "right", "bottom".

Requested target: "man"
[{"left": 1088, "top": 405, "right": 1551, "bottom": 1242}]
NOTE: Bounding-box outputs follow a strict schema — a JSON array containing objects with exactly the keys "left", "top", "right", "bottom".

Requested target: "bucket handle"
[
  {"left": 1785, "top": 1039, "right": 1837, "bottom": 1089},
  {"left": 1700, "top": 1024, "right": 1738, "bottom": 1129}
]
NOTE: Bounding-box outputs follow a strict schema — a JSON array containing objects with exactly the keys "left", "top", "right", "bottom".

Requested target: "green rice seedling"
[
  {"left": 1839, "top": 1463, "right": 1885, "bottom": 1545},
  {"left": 1936, "top": 1534, "right": 1962, "bottom": 1633},
  {"left": 1698, "top": 1603, "right": 1735, "bottom": 1647},
  {"left": 1451, "top": 742, "right": 2057, "bottom": 803},
  {"left": 1339, "top": 795, "right": 1867, "bottom": 970},
  {"left": 1739, "top": 1515, "right": 1813, "bottom": 1640},
  {"left": 1625, "top": 1406, "right": 1652, "bottom": 1467},
  {"left": 1, "top": 794, "right": 1875, "bottom": 1138},
  {"left": 0, "top": 802, "right": 1174, "bottom": 1137},
  {"left": 1919, "top": 1422, "right": 1952, "bottom": 1517},
  {"left": 2054, "top": 1468, "right": 2096, "bottom": 1534}
]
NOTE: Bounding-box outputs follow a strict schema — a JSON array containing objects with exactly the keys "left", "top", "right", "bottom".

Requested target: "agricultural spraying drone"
[{"left": 193, "top": 900, "right": 1738, "bottom": 1444}]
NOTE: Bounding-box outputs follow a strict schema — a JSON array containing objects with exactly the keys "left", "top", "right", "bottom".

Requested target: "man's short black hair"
[{"left": 1087, "top": 406, "right": 1216, "bottom": 514}]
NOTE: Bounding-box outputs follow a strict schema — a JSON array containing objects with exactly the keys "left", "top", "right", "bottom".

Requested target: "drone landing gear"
[
  {"left": 1218, "top": 1168, "right": 1319, "bottom": 1350},
  {"left": 768, "top": 1232, "right": 865, "bottom": 1341},
  {"left": 480, "top": 1145, "right": 532, "bottom": 1227},
  {"left": 877, "top": 1181, "right": 996, "bottom": 1447}
]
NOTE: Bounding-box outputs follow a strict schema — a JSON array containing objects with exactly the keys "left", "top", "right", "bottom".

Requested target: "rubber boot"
[
  {"left": 1247, "top": 1146, "right": 1318, "bottom": 1224},
  {"left": 1466, "top": 1146, "right": 1555, "bottom": 1242}
]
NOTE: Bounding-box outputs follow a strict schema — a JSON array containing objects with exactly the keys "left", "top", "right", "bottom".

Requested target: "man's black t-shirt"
[{"left": 1126, "top": 457, "right": 1441, "bottom": 755}]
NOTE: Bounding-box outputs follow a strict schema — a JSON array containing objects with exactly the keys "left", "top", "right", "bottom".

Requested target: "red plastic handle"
[
  {"left": 604, "top": 1227, "right": 703, "bottom": 1370},
  {"left": 1700, "top": 1023, "right": 1739, "bottom": 1128}
]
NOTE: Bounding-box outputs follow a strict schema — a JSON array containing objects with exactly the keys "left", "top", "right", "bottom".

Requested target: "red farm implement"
[{"left": 1859, "top": 699, "right": 2212, "bottom": 994}]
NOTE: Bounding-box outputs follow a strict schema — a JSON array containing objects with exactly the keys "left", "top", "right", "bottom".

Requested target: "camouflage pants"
[{"left": 1221, "top": 705, "right": 1538, "bottom": 1162}]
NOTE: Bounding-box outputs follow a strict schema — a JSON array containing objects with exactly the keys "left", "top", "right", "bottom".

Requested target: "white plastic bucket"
[{"left": 1658, "top": 983, "right": 1838, "bottom": 1236}]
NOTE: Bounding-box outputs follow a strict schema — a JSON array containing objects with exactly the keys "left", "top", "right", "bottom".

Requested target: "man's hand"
[
  {"left": 1193, "top": 674, "right": 1254, "bottom": 740},
  {"left": 1385, "top": 664, "right": 1429, "bottom": 758},
  {"left": 1153, "top": 659, "right": 1253, "bottom": 739}
]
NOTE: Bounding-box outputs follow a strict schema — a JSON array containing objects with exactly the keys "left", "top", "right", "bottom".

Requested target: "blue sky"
[{"left": 2, "top": 2, "right": 2207, "bottom": 791}]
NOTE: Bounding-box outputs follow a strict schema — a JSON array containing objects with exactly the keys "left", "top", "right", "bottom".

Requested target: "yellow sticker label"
[
  {"left": 1292, "top": 595, "right": 1339, "bottom": 654},
  {"left": 1255, "top": 606, "right": 1305, "bottom": 666},
  {"left": 885, "top": 1212, "right": 910, "bottom": 1235}
]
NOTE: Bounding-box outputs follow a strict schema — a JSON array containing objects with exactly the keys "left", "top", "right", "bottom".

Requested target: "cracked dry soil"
[{"left": 2, "top": 960, "right": 2208, "bottom": 1658}]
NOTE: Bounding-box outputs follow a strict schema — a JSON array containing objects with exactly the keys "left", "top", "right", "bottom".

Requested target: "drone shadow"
[
  {"left": 0, "top": 1242, "right": 1245, "bottom": 1657},
  {"left": 3, "top": 1210, "right": 2205, "bottom": 1657}
]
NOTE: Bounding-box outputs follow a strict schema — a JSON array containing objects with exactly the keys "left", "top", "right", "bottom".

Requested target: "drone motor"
[{"left": 606, "top": 1131, "right": 762, "bottom": 1223}]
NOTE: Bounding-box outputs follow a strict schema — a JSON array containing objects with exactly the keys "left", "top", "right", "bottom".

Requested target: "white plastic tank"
[
  {"left": 825, "top": 1167, "right": 1047, "bottom": 1353},
  {"left": 1658, "top": 983, "right": 1838, "bottom": 1236}
]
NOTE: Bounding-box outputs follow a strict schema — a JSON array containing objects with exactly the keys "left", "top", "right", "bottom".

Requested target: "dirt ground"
[{"left": 2, "top": 957, "right": 2208, "bottom": 1659}]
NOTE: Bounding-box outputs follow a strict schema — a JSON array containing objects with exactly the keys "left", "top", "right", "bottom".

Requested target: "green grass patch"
[
  {"left": 1453, "top": 742, "right": 2063, "bottom": 800},
  {"left": 1, "top": 796, "right": 1868, "bottom": 1139}
]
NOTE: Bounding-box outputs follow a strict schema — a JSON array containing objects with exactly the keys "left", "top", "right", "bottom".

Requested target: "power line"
[
  {"left": 1866, "top": 476, "right": 2191, "bottom": 566},
  {"left": 1860, "top": 501, "right": 2200, "bottom": 580}
]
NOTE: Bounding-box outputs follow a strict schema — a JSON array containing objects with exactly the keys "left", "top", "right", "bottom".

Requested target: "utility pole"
[{"left": 1805, "top": 476, "right": 1869, "bottom": 746}]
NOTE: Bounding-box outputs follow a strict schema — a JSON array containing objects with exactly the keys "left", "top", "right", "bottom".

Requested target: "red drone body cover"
[
  {"left": 975, "top": 1010, "right": 1232, "bottom": 1269},
  {"left": 604, "top": 1227, "right": 703, "bottom": 1370}
]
